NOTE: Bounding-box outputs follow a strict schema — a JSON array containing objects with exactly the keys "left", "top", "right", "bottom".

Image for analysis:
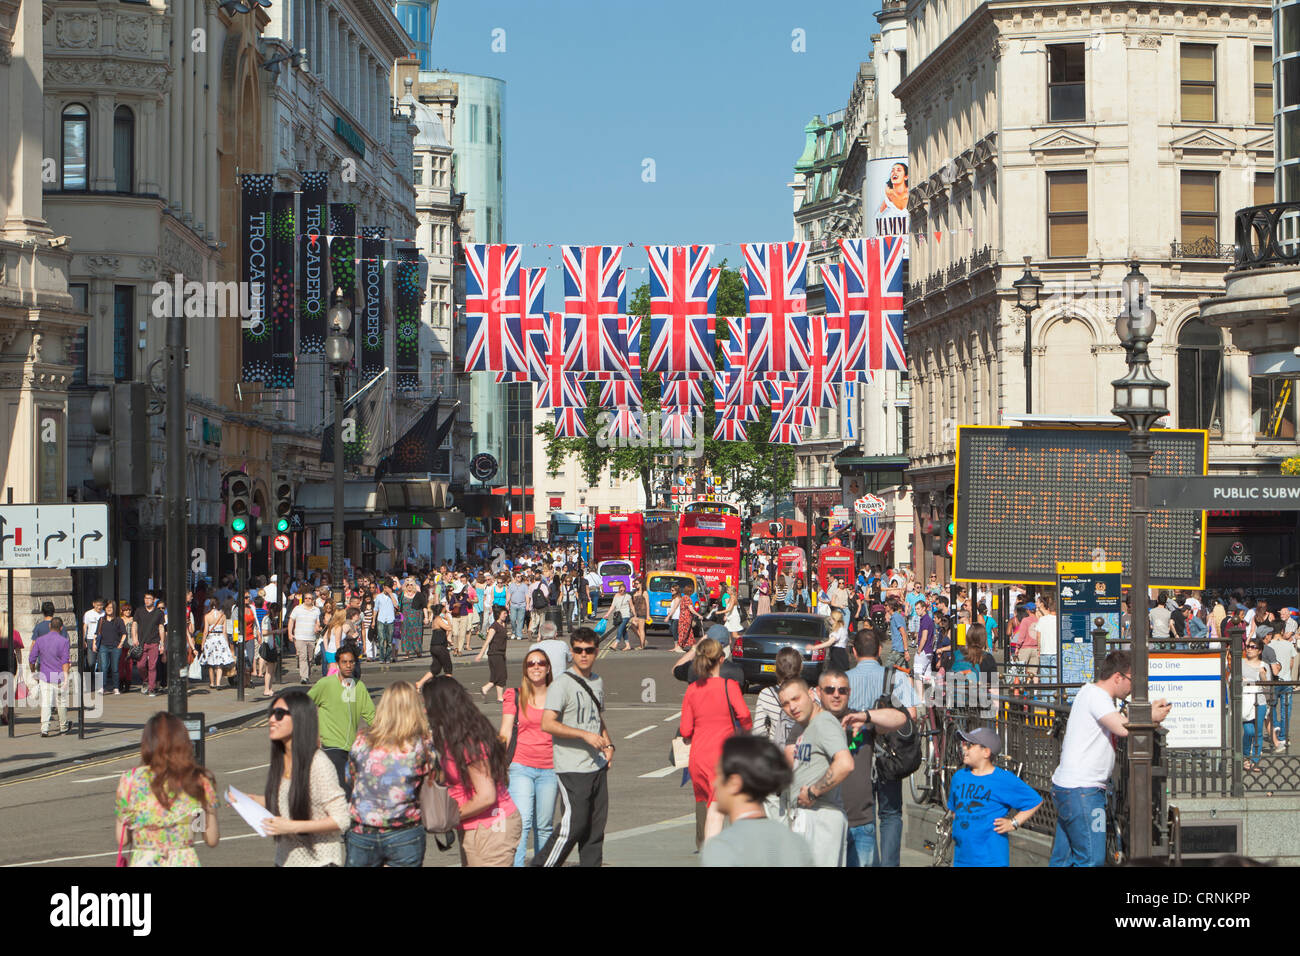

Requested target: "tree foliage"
[{"left": 537, "top": 260, "right": 797, "bottom": 513}]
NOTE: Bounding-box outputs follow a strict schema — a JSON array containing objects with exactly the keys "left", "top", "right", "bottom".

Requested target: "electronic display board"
[{"left": 954, "top": 426, "right": 1207, "bottom": 586}]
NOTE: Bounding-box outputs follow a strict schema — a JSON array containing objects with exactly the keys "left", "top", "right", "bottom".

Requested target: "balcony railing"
[
  {"left": 1169, "top": 237, "right": 1235, "bottom": 260},
  {"left": 1234, "top": 201, "right": 1300, "bottom": 270},
  {"left": 971, "top": 244, "right": 994, "bottom": 270},
  {"left": 946, "top": 258, "right": 967, "bottom": 283}
]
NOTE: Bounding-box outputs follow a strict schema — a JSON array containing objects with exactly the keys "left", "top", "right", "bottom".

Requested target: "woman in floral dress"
[
  {"left": 115, "top": 713, "right": 219, "bottom": 866},
  {"left": 398, "top": 579, "right": 424, "bottom": 658},
  {"left": 200, "top": 599, "right": 234, "bottom": 689}
]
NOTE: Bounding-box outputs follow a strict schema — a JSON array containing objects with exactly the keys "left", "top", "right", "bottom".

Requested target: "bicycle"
[
  {"left": 909, "top": 693, "right": 968, "bottom": 809},
  {"left": 925, "top": 809, "right": 955, "bottom": 866}
]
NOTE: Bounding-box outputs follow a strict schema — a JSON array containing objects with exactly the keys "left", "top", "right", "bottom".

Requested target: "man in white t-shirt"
[
  {"left": 263, "top": 575, "right": 279, "bottom": 607},
  {"left": 1049, "top": 651, "right": 1171, "bottom": 867},
  {"left": 1036, "top": 595, "right": 1059, "bottom": 683},
  {"left": 83, "top": 598, "right": 105, "bottom": 674},
  {"left": 288, "top": 593, "right": 322, "bottom": 683}
]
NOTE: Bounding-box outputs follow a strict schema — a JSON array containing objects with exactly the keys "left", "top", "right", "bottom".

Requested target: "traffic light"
[
  {"left": 740, "top": 515, "right": 752, "bottom": 549},
  {"left": 273, "top": 478, "right": 294, "bottom": 534},
  {"left": 90, "top": 382, "right": 148, "bottom": 495},
  {"left": 818, "top": 517, "right": 829, "bottom": 547},
  {"left": 227, "top": 472, "right": 252, "bottom": 552},
  {"left": 943, "top": 501, "right": 956, "bottom": 561}
]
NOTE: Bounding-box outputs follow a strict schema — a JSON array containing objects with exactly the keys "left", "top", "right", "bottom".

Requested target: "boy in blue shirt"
[{"left": 947, "top": 727, "right": 1041, "bottom": 866}]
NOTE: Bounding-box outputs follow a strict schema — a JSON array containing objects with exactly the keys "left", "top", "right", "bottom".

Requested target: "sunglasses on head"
[{"left": 268, "top": 707, "right": 291, "bottom": 721}]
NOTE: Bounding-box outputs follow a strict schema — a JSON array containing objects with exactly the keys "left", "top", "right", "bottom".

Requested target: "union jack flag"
[
  {"left": 743, "top": 242, "right": 810, "bottom": 377},
  {"left": 713, "top": 414, "right": 748, "bottom": 441},
  {"left": 840, "top": 237, "right": 906, "bottom": 371},
  {"left": 606, "top": 408, "right": 643, "bottom": 439},
  {"left": 520, "top": 266, "right": 549, "bottom": 381},
  {"left": 771, "top": 378, "right": 817, "bottom": 429},
  {"left": 536, "top": 312, "right": 586, "bottom": 409},
  {"left": 661, "top": 409, "right": 695, "bottom": 442},
  {"left": 767, "top": 380, "right": 804, "bottom": 444},
  {"left": 600, "top": 376, "right": 642, "bottom": 408},
  {"left": 822, "top": 262, "right": 871, "bottom": 382},
  {"left": 553, "top": 406, "right": 588, "bottom": 438},
  {"left": 562, "top": 245, "right": 629, "bottom": 374},
  {"left": 464, "top": 243, "right": 525, "bottom": 372},
  {"left": 716, "top": 368, "right": 761, "bottom": 421},
  {"left": 803, "top": 319, "right": 844, "bottom": 408},
  {"left": 646, "top": 246, "right": 717, "bottom": 374},
  {"left": 661, "top": 376, "right": 707, "bottom": 408}
]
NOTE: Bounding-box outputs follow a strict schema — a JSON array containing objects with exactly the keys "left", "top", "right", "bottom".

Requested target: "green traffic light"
[
  {"left": 947, "top": 522, "right": 955, "bottom": 536},
  {"left": 276, "top": 518, "right": 290, "bottom": 533},
  {"left": 231, "top": 516, "right": 247, "bottom": 533}
]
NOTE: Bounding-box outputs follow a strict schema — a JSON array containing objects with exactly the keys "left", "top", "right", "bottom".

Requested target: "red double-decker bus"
[
  {"left": 677, "top": 501, "right": 742, "bottom": 600},
  {"left": 591, "top": 511, "right": 678, "bottom": 580}
]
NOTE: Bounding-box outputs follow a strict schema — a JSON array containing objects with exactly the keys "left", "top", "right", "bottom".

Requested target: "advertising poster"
[
  {"left": 1149, "top": 652, "right": 1223, "bottom": 748},
  {"left": 866, "top": 156, "right": 909, "bottom": 258}
]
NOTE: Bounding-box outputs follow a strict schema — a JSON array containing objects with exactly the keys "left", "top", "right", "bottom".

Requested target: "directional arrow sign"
[
  {"left": 0, "top": 504, "right": 109, "bottom": 569},
  {"left": 1148, "top": 476, "right": 1300, "bottom": 511}
]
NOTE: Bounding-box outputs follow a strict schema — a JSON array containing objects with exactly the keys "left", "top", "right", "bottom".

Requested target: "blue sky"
[{"left": 430, "top": 0, "right": 879, "bottom": 297}]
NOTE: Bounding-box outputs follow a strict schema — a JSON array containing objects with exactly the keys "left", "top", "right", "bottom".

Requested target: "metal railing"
[
  {"left": 1233, "top": 201, "right": 1300, "bottom": 270},
  {"left": 1170, "top": 237, "right": 1235, "bottom": 260}
]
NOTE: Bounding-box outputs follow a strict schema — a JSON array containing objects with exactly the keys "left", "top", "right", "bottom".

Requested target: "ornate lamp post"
[
  {"left": 325, "top": 292, "right": 354, "bottom": 603},
  {"left": 1110, "top": 260, "right": 1168, "bottom": 860},
  {"left": 1013, "top": 257, "right": 1043, "bottom": 414}
]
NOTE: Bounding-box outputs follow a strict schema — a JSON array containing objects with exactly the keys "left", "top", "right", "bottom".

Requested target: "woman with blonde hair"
[
  {"left": 679, "top": 637, "right": 752, "bottom": 849},
  {"left": 344, "top": 681, "right": 434, "bottom": 867},
  {"left": 320, "top": 609, "right": 347, "bottom": 677},
  {"left": 811, "top": 609, "right": 851, "bottom": 672}
]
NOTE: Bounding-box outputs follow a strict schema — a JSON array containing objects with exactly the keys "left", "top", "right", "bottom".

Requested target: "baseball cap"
[
  {"left": 1285, "top": 608, "right": 1298, "bottom": 615},
  {"left": 959, "top": 727, "right": 1002, "bottom": 756},
  {"left": 1023, "top": 601, "right": 1036, "bottom": 610}
]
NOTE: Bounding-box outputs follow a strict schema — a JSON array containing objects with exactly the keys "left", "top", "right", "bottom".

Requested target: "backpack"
[
  {"left": 873, "top": 667, "right": 921, "bottom": 781},
  {"left": 532, "top": 583, "right": 550, "bottom": 611}
]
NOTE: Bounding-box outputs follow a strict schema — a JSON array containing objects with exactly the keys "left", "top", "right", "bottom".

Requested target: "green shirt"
[{"left": 308, "top": 675, "right": 376, "bottom": 751}]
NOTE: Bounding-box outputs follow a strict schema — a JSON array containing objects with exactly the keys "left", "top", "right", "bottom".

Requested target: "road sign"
[
  {"left": 229, "top": 534, "right": 249, "bottom": 554},
  {"left": 289, "top": 508, "right": 305, "bottom": 532},
  {"left": 1148, "top": 476, "right": 1300, "bottom": 510},
  {"left": 0, "top": 504, "right": 109, "bottom": 569},
  {"left": 272, "top": 533, "right": 291, "bottom": 552}
]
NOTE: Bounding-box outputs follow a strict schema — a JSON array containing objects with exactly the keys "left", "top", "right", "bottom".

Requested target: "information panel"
[
  {"left": 954, "top": 426, "right": 1206, "bottom": 586},
  {"left": 1057, "top": 560, "right": 1122, "bottom": 695},
  {"left": 1149, "top": 652, "right": 1223, "bottom": 748}
]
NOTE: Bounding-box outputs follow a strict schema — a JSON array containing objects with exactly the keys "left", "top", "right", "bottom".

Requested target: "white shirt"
[
  {"left": 1051, "top": 682, "right": 1121, "bottom": 789},
  {"left": 263, "top": 582, "right": 278, "bottom": 605},
  {"left": 83, "top": 609, "right": 104, "bottom": 647},
  {"left": 534, "top": 638, "right": 572, "bottom": 677},
  {"left": 1036, "top": 613, "right": 1058, "bottom": 656},
  {"left": 289, "top": 604, "right": 321, "bottom": 641},
  {"left": 374, "top": 592, "right": 397, "bottom": 624}
]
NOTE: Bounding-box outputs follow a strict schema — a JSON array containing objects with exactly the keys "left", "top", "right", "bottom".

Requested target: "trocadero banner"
[
  {"left": 298, "top": 171, "right": 329, "bottom": 354},
  {"left": 392, "top": 250, "right": 422, "bottom": 391},
  {"left": 268, "top": 191, "right": 296, "bottom": 389},
  {"left": 328, "top": 202, "right": 357, "bottom": 298},
  {"left": 359, "top": 226, "right": 387, "bottom": 382},
  {"left": 239, "top": 173, "right": 274, "bottom": 383}
]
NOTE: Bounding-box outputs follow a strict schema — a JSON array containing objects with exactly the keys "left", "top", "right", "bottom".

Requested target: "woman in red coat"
[{"left": 680, "top": 638, "right": 752, "bottom": 849}]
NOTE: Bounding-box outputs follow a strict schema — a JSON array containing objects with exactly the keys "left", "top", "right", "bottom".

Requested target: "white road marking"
[
  {"left": 663, "top": 712, "right": 680, "bottom": 722},
  {"left": 72, "top": 774, "right": 127, "bottom": 783},
  {"left": 225, "top": 763, "right": 270, "bottom": 775},
  {"left": 638, "top": 765, "right": 680, "bottom": 779},
  {"left": 624, "top": 726, "right": 657, "bottom": 740},
  {"left": 605, "top": 813, "right": 694, "bottom": 842},
  {"left": 5, "top": 832, "right": 263, "bottom": 867}
]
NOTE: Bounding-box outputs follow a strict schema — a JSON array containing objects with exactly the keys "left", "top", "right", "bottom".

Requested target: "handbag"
[
  {"left": 419, "top": 756, "right": 462, "bottom": 834},
  {"left": 127, "top": 641, "right": 144, "bottom": 661},
  {"left": 592, "top": 618, "right": 608, "bottom": 635},
  {"left": 504, "top": 688, "right": 521, "bottom": 764},
  {"left": 312, "top": 640, "right": 323, "bottom": 666},
  {"left": 670, "top": 734, "right": 692, "bottom": 768},
  {"left": 186, "top": 658, "right": 202, "bottom": 681},
  {"left": 259, "top": 639, "right": 280, "bottom": 662},
  {"left": 115, "top": 824, "right": 129, "bottom": 868}
]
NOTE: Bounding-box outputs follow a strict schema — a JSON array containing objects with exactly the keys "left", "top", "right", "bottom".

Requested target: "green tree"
[{"left": 537, "top": 261, "right": 797, "bottom": 513}]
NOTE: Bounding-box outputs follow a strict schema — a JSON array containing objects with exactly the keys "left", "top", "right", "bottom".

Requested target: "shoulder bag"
[
  {"left": 419, "top": 753, "right": 462, "bottom": 837},
  {"left": 504, "top": 687, "right": 522, "bottom": 764}
]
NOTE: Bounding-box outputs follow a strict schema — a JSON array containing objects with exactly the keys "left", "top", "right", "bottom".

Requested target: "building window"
[
  {"left": 61, "top": 104, "right": 89, "bottom": 190},
  {"left": 413, "top": 163, "right": 423, "bottom": 185},
  {"left": 486, "top": 105, "right": 493, "bottom": 144},
  {"left": 69, "top": 284, "right": 89, "bottom": 386},
  {"left": 113, "top": 106, "right": 134, "bottom": 192},
  {"left": 468, "top": 104, "right": 479, "bottom": 143},
  {"left": 1046, "top": 170, "right": 1087, "bottom": 257},
  {"left": 1176, "top": 318, "right": 1223, "bottom": 434},
  {"left": 1180, "top": 171, "right": 1218, "bottom": 243},
  {"left": 899, "top": 51, "right": 907, "bottom": 79},
  {"left": 1048, "top": 44, "right": 1085, "bottom": 122},
  {"left": 113, "top": 286, "right": 134, "bottom": 382},
  {"left": 1180, "top": 44, "right": 1216, "bottom": 122},
  {"left": 1255, "top": 171, "right": 1275, "bottom": 205},
  {"left": 1256, "top": 46, "right": 1274, "bottom": 124},
  {"left": 1253, "top": 378, "right": 1297, "bottom": 438}
]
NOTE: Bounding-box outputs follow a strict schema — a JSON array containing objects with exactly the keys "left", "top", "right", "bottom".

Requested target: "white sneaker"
[{"left": 113, "top": 689, "right": 120, "bottom": 695}]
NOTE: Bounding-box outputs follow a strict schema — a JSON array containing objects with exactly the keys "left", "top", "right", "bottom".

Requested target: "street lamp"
[
  {"left": 326, "top": 290, "right": 354, "bottom": 602},
  {"left": 1013, "top": 257, "right": 1043, "bottom": 414},
  {"left": 1110, "top": 259, "right": 1168, "bottom": 861}
]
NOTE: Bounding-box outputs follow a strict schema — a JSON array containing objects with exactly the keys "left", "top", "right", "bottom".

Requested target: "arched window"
[
  {"left": 1176, "top": 318, "right": 1223, "bottom": 434},
  {"left": 61, "top": 104, "right": 89, "bottom": 190},
  {"left": 113, "top": 106, "right": 135, "bottom": 193}
]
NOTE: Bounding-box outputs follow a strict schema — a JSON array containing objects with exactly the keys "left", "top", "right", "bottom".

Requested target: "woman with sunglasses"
[
  {"left": 235, "top": 689, "right": 348, "bottom": 866},
  {"left": 423, "top": 676, "right": 521, "bottom": 866},
  {"left": 1243, "top": 640, "right": 1270, "bottom": 771},
  {"left": 344, "top": 681, "right": 433, "bottom": 866},
  {"left": 498, "top": 648, "right": 558, "bottom": 865},
  {"left": 631, "top": 579, "right": 650, "bottom": 650},
  {"left": 679, "top": 637, "right": 752, "bottom": 849}
]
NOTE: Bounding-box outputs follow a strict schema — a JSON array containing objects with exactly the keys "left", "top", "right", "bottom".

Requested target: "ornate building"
[{"left": 898, "top": 0, "right": 1291, "bottom": 597}]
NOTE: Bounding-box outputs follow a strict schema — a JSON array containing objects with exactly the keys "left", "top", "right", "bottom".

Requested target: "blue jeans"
[
  {"left": 96, "top": 645, "right": 119, "bottom": 692},
  {"left": 1049, "top": 785, "right": 1108, "bottom": 867},
  {"left": 375, "top": 621, "right": 394, "bottom": 662},
  {"left": 613, "top": 618, "right": 629, "bottom": 646},
  {"left": 509, "top": 606, "right": 526, "bottom": 641},
  {"left": 873, "top": 778, "right": 902, "bottom": 867},
  {"left": 846, "top": 821, "right": 877, "bottom": 867},
  {"left": 344, "top": 826, "right": 426, "bottom": 867},
  {"left": 1244, "top": 702, "right": 1267, "bottom": 761},
  {"left": 507, "top": 763, "right": 559, "bottom": 867},
  {"left": 1274, "top": 689, "right": 1292, "bottom": 744}
]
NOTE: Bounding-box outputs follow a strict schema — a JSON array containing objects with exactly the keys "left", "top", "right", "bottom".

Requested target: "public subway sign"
[
  {"left": 953, "top": 425, "right": 1207, "bottom": 587},
  {"left": 1148, "top": 476, "right": 1300, "bottom": 510}
]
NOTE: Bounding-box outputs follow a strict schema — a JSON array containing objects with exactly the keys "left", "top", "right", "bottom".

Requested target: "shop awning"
[
  {"left": 361, "top": 531, "right": 390, "bottom": 552},
  {"left": 867, "top": 529, "right": 893, "bottom": 554}
]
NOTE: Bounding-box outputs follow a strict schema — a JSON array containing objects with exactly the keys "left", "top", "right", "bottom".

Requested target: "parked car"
[{"left": 732, "top": 613, "right": 828, "bottom": 692}]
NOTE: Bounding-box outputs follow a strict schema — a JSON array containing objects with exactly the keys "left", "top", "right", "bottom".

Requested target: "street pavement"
[{"left": 0, "top": 631, "right": 926, "bottom": 866}]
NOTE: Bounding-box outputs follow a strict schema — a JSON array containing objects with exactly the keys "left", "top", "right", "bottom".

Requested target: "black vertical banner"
[
  {"left": 359, "top": 226, "right": 386, "bottom": 382},
  {"left": 240, "top": 173, "right": 274, "bottom": 383},
  {"left": 392, "top": 251, "right": 422, "bottom": 392},
  {"left": 328, "top": 202, "right": 357, "bottom": 299},
  {"left": 267, "top": 191, "right": 296, "bottom": 389},
  {"left": 298, "top": 171, "right": 329, "bottom": 354}
]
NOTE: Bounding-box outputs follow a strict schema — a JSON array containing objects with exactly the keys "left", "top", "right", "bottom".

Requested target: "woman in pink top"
[
  {"left": 496, "top": 648, "right": 557, "bottom": 866},
  {"left": 421, "top": 676, "right": 521, "bottom": 867}
]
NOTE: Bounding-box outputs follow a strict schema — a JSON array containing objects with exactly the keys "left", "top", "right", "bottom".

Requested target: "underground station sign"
[
  {"left": 1148, "top": 476, "right": 1300, "bottom": 510},
  {"left": 954, "top": 426, "right": 1207, "bottom": 587}
]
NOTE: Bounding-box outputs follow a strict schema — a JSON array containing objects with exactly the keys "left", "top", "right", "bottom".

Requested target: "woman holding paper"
[{"left": 233, "top": 688, "right": 349, "bottom": 866}]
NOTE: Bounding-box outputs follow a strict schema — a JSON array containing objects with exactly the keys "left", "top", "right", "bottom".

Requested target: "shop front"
[{"left": 1204, "top": 510, "right": 1299, "bottom": 607}]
